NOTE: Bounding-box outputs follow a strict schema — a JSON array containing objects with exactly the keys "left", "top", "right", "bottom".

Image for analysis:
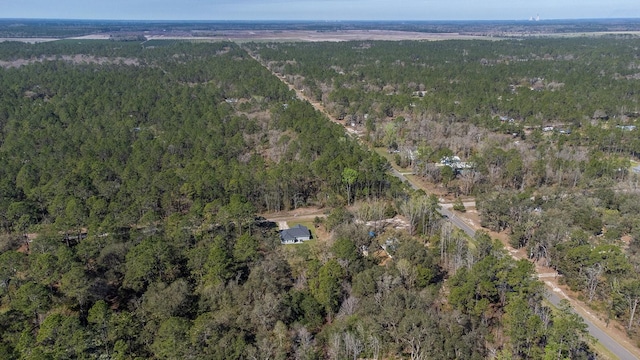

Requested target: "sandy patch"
[
  {"left": 278, "top": 221, "right": 289, "bottom": 230},
  {"left": 0, "top": 38, "right": 59, "bottom": 43},
  {"left": 69, "top": 34, "right": 111, "bottom": 40},
  {"left": 0, "top": 54, "right": 140, "bottom": 68}
]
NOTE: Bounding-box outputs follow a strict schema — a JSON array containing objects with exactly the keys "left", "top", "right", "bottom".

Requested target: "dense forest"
[
  {"left": 249, "top": 36, "right": 640, "bottom": 348},
  {"left": 0, "top": 38, "right": 616, "bottom": 359}
]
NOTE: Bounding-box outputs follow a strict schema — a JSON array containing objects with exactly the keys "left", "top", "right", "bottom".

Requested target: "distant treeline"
[{"left": 2, "top": 18, "right": 640, "bottom": 38}]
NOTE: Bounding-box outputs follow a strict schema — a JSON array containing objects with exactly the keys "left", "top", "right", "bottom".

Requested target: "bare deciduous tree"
[
  {"left": 344, "top": 332, "right": 364, "bottom": 360},
  {"left": 584, "top": 263, "right": 602, "bottom": 302},
  {"left": 368, "top": 334, "right": 380, "bottom": 360},
  {"left": 337, "top": 295, "right": 359, "bottom": 318}
]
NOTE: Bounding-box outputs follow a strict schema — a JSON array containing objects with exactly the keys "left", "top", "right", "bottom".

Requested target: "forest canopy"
[
  {"left": 248, "top": 36, "right": 640, "bottom": 352},
  {"left": 0, "top": 38, "right": 614, "bottom": 359}
]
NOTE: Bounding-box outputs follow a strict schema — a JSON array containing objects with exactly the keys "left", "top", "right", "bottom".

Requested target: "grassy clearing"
[
  {"left": 277, "top": 220, "right": 320, "bottom": 262},
  {"left": 373, "top": 147, "right": 401, "bottom": 169}
]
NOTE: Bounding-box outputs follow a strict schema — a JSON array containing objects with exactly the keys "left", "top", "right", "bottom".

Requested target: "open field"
[
  {"left": 68, "top": 30, "right": 640, "bottom": 43},
  {"left": 68, "top": 30, "right": 490, "bottom": 42},
  {"left": 0, "top": 37, "right": 59, "bottom": 43},
  {"left": 5, "top": 28, "right": 639, "bottom": 45},
  {"left": 202, "top": 30, "right": 489, "bottom": 42}
]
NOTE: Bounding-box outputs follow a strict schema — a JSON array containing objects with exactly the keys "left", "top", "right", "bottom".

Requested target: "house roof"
[{"left": 280, "top": 224, "right": 310, "bottom": 241}]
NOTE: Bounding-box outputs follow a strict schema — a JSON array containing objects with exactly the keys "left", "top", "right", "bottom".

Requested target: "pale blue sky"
[{"left": 1, "top": 0, "right": 638, "bottom": 21}]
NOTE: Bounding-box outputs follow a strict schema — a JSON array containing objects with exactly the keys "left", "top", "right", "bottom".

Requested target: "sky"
[{"left": 1, "top": 0, "right": 639, "bottom": 21}]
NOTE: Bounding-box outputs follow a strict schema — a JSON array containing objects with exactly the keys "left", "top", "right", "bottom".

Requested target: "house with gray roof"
[{"left": 280, "top": 224, "right": 311, "bottom": 244}]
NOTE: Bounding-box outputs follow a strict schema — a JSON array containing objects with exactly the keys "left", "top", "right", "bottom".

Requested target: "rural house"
[{"left": 280, "top": 224, "right": 311, "bottom": 244}]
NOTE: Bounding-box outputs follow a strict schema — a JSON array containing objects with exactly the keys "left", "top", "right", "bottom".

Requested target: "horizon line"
[{"left": 1, "top": 17, "right": 640, "bottom": 22}]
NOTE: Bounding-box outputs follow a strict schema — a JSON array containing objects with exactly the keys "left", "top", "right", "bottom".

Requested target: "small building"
[
  {"left": 440, "top": 155, "right": 473, "bottom": 175},
  {"left": 440, "top": 156, "right": 461, "bottom": 166},
  {"left": 280, "top": 224, "right": 311, "bottom": 244}
]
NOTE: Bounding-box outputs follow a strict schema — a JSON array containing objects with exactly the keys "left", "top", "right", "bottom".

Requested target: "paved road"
[
  {"left": 545, "top": 284, "right": 638, "bottom": 360},
  {"left": 391, "top": 168, "right": 638, "bottom": 359},
  {"left": 439, "top": 207, "right": 476, "bottom": 238},
  {"left": 250, "top": 49, "right": 639, "bottom": 359}
]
